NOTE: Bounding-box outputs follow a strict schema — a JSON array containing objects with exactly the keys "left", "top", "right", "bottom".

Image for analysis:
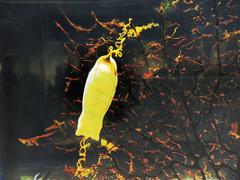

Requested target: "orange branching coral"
[
  {"left": 175, "top": 50, "right": 185, "bottom": 64},
  {"left": 83, "top": 37, "right": 111, "bottom": 58},
  {"left": 146, "top": 42, "right": 164, "bottom": 50},
  {"left": 202, "top": 161, "right": 214, "bottom": 179},
  {"left": 44, "top": 120, "right": 65, "bottom": 132},
  {"left": 228, "top": 122, "right": 240, "bottom": 140},
  {"left": 143, "top": 71, "right": 154, "bottom": 79},
  {"left": 18, "top": 131, "right": 56, "bottom": 147},
  {"left": 183, "top": 0, "right": 193, "bottom": 4},
  {"left": 62, "top": 11, "right": 130, "bottom": 36},
  {"left": 91, "top": 12, "right": 117, "bottom": 34},
  {"left": 209, "top": 143, "right": 220, "bottom": 153},
  {"left": 156, "top": 3, "right": 165, "bottom": 14},
  {"left": 155, "top": 0, "right": 180, "bottom": 14},
  {"left": 64, "top": 165, "right": 77, "bottom": 177},
  {"left": 54, "top": 146, "right": 77, "bottom": 154},
  {"left": 165, "top": 23, "right": 180, "bottom": 40},
  {"left": 65, "top": 15, "right": 97, "bottom": 32},
  {"left": 55, "top": 21, "right": 68, "bottom": 36},
  {"left": 116, "top": 173, "right": 125, "bottom": 180},
  {"left": 223, "top": 29, "right": 240, "bottom": 41},
  {"left": 91, "top": 11, "right": 125, "bottom": 34},
  {"left": 59, "top": 15, "right": 159, "bottom": 70},
  {"left": 64, "top": 11, "right": 127, "bottom": 35},
  {"left": 129, "top": 158, "right": 134, "bottom": 175},
  {"left": 67, "top": 120, "right": 77, "bottom": 129},
  {"left": 219, "top": 15, "right": 239, "bottom": 26},
  {"left": 65, "top": 61, "right": 81, "bottom": 72}
]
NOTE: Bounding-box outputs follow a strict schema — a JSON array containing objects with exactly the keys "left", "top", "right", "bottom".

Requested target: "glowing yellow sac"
[{"left": 75, "top": 54, "right": 118, "bottom": 141}]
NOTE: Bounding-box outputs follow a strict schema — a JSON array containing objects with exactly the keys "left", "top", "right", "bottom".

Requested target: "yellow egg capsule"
[{"left": 75, "top": 54, "right": 117, "bottom": 141}]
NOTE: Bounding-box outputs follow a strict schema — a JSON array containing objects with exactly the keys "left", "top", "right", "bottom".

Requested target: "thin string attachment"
[
  {"left": 107, "top": 18, "right": 159, "bottom": 59},
  {"left": 108, "top": 18, "right": 133, "bottom": 58},
  {"left": 75, "top": 137, "right": 94, "bottom": 178}
]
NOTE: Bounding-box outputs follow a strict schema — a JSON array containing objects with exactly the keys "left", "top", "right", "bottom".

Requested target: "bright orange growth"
[
  {"left": 18, "top": 131, "right": 56, "bottom": 147},
  {"left": 223, "top": 29, "right": 240, "bottom": 41},
  {"left": 129, "top": 158, "right": 134, "bottom": 175},
  {"left": 54, "top": 146, "right": 77, "bottom": 154},
  {"left": 143, "top": 71, "right": 153, "bottom": 79},
  {"left": 64, "top": 165, "right": 76, "bottom": 177},
  {"left": 228, "top": 122, "right": 240, "bottom": 140},
  {"left": 44, "top": 120, "right": 65, "bottom": 132}
]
